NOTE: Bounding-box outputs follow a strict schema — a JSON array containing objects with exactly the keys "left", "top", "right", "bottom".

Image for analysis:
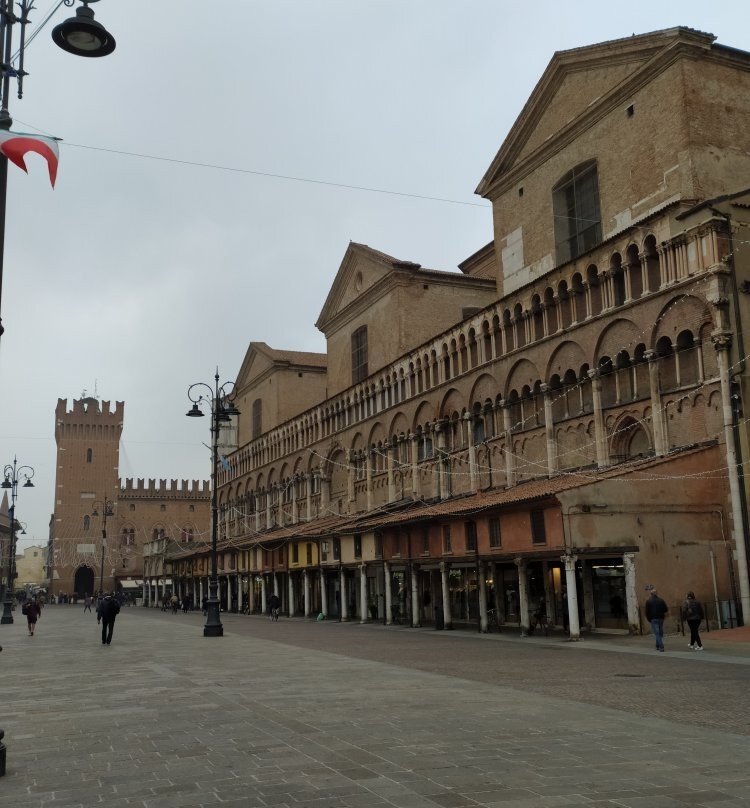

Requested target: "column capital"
[
  {"left": 514, "top": 556, "right": 525, "bottom": 570},
  {"left": 560, "top": 552, "right": 578, "bottom": 568},
  {"left": 643, "top": 349, "right": 658, "bottom": 363},
  {"left": 539, "top": 382, "right": 551, "bottom": 396},
  {"left": 712, "top": 331, "right": 732, "bottom": 353},
  {"left": 587, "top": 368, "right": 600, "bottom": 381}
]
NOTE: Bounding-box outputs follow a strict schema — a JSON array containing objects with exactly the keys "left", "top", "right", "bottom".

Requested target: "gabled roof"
[
  {"left": 315, "top": 242, "right": 422, "bottom": 333},
  {"left": 234, "top": 341, "right": 326, "bottom": 391},
  {"left": 475, "top": 27, "right": 717, "bottom": 198}
]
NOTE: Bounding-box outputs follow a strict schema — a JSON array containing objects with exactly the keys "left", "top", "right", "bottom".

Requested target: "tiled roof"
[{"left": 260, "top": 344, "right": 327, "bottom": 368}]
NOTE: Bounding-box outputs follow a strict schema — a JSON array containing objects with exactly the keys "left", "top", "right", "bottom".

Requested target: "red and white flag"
[{"left": 0, "top": 130, "right": 60, "bottom": 187}]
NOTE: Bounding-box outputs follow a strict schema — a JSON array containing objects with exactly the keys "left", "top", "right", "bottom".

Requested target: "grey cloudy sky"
[{"left": 1, "top": 0, "right": 747, "bottom": 549}]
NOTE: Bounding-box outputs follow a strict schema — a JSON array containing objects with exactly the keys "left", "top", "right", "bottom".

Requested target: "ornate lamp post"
[
  {"left": 0, "top": 0, "right": 116, "bottom": 339},
  {"left": 0, "top": 456, "right": 34, "bottom": 624},
  {"left": 186, "top": 369, "right": 239, "bottom": 637},
  {"left": 91, "top": 496, "right": 113, "bottom": 595}
]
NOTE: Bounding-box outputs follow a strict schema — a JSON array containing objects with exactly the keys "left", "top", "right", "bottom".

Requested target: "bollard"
[{"left": 0, "top": 728, "right": 6, "bottom": 777}]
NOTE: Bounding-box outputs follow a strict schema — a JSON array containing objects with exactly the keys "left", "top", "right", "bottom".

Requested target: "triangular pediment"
[
  {"left": 476, "top": 27, "right": 716, "bottom": 197},
  {"left": 315, "top": 242, "right": 421, "bottom": 335},
  {"left": 234, "top": 343, "right": 278, "bottom": 391}
]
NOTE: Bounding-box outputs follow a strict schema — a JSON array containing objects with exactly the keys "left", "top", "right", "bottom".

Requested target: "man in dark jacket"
[
  {"left": 97, "top": 593, "right": 121, "bottom": 646},
  {"left": 644, "top": 586, "right": 669, "bottom": 652},
  {"left": 268, "top": 593, "right": 281, "bottom": 621}
]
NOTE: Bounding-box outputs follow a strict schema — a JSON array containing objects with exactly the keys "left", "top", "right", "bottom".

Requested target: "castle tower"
[{"left": 48, "top": 397, "right": 124, "bottom": 597}]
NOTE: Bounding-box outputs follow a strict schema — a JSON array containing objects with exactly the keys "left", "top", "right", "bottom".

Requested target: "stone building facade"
[
  {"left": 168, "top": 28, "right": 750, "bottom": 636},
  {"left": 46, "top": 397, "right": 209, "bottom": 598}
]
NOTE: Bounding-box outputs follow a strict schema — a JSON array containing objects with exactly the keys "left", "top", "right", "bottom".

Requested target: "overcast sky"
[{"left": 1, "top": 1, "right": 747, "bottom": 550}]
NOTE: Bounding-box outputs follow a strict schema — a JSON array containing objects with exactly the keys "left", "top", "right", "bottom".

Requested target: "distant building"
[
  {"left": 46, "top": 397, "right": 210, "bottom": 598},
  {"left": 15, "top": 544, "right": 45, "bottom": 589}
]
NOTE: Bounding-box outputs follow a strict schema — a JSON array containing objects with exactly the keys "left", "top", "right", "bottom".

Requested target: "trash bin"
[{"left": 434, "top": 605, "right": 444, "bottom": 630}]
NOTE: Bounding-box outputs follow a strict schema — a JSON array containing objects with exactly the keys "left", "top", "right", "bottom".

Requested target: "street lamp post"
[
  {"left": 91, "top": 496, "right": 113, "bottom": 595},
  {"left": 0, "top": 456, "right": 34, "bottom": 624},
  {"left": 0, "top": 0, "right": 116, "bottom": 339},
  {"left": 186, "top": 369, "right": 240, "bottom": 637}
]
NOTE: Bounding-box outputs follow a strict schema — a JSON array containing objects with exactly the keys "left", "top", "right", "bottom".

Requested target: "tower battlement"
[
  {"left": 119, "top": 478, "right": 210, "bottom": 499},
  {"left": 55, "top": 398, "right": 124, "bottom": 442},
  {"left": 56, "top": 397, "right": 124, "bottom": 419}
]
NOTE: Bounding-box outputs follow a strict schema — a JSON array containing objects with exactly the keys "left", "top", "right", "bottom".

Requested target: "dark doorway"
[{"left": 74, "top": 565, "right": 95, "bottom": 597}]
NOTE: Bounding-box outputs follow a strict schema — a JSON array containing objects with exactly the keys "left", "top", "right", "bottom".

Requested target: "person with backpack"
[
  {"left": 23, "top": 596, "right": 41, "bottom": 636},
  {"left": 683, "top": 591, "right": 704, "bottom": 650},
  {"left": 97, "top": 592, "right": 121, "bottom": 645}
]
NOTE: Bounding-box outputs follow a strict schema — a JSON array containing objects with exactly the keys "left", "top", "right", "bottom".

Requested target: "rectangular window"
[
  {"left": 442, "top": 525, "right": 452, "bottom": 554},
  {"left": 353, "top": 534, "right": 362, "bottom": 559},
  {"left": 292, "top": 543, "right": 299, "bottom": 563},
  {"left": 333, "top": 538, "right": 341, "bottom": 561},
  {"left": 252, "top": 398, "right": 262, "bottom": 439},
  {"left": 306, "top": 543, "right": 312, "bottom": 565},
  {"left": 489, "top": 518, "right": 501, "bottom": 548},
  {"left": 351, "top": 326, "right": 368, "bottom": 384},
  {"left": 552, "top": 161, "right": 602, "bottom": 264},
  {"left": 465, "top": 521, "right": 477, "bottom": 552},
  {"left": 531, "top": 509, "right": 547, "bottom": 544},
  {"left": 374, "top": 532, "right": 383, "bottom": 559}
]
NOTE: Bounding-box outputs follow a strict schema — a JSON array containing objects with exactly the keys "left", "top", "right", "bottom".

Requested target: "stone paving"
[{"left": 1, "top": 606, "right": 750, "bottom": 808}]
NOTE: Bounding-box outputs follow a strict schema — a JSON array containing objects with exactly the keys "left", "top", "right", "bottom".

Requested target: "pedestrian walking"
[
  {"left": 268, "top": 592, "right": 281, "bottom": 621},
  {"left": 644, "top": 585, "right": 669, "bottom": 652},
  {"left": 22, "top": 596, "right": 41, "bottom": 636},
  {"left": 83, "top": 593, "right": 93, "bottom": 613},
  {"left": 97, "top": 592, "right": 121, "bottom": 646},
  {"left": 683, "top": 591, "right": 704, "bottom": 650},
  {"left": 201, "top": 596, "right": 208, "bottom": 616},
  {"left": 170, "top": 593, "right": 179, "bottom": 614}
]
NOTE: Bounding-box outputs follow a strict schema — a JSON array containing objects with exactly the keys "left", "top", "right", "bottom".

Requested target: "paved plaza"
[{"left": 2, "top": 608, "right": 750, "bottom": 808}]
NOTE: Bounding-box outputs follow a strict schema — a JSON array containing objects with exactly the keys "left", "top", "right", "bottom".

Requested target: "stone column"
[
  {"left": 562, "top": 553, "right": 581, "bottom": 640},
  {"left": 384, "top": 561, "right": 393, "bottom": 625},
  {"left": 366, "top": 449, "right": 374, "bottom": 511},
  {"left": 320, "top": 568, "right": 328, "bottom": 617},
  {"left": 410, "top": 433, "right": 420, "bottom": 499},
  {"left": 347, "top": 451, "right": 356, "bottom": 506},
  {"left": 440, "top": 561, "right": 452, "bottom": 629},
  {"left": 581, "top": 560, "right": 595, "bottom": 629},
  {"left": 248, "top": 577, "right": 255, "bottom": 614},
  {"left": 713, "top": 332, "right": 750, "bottom": 618},
  {"left": 478, "top": 561, "right": 488, "bottom": 633},
  {"left": 320, "top": 471, "right": 330, "bottom": 513},
  {"left": 261, "top": 575, "right": 267, "bottom": 615},
  {"left": 306, "top": 473, "right": 312, "bottom": 521},
  {"left": 644, "top": 350, "right": 667, "bottom": 456},
  {"left": 340, "top": 568, "right": 348, "bottom": 621},
  {"left": 237, "top": 574, "right": 243, "bottom": 614},
  {"left": 516, "top": 558, "right": 530, "bottom": 636},
  {"left": 291, "top": 477, "right": 298, "bottom": 524},
  {"left": 541, "top": 383, "right": 557, "bottom": 477},
  {"left": 265, "top": 490, "right": 271, "bottom": 530},
  {"left": 387, "top": 442, "right": 396, "bottom": 503},
  {"left": 587, "top": 369, "right": 609, "bottom": 468},
  {"left": 303, "top": 569, "right": 311, "bottom": 617},
  {"left": 465, "top": 413, "right": 478, "bottom": 492},
  {"left": 639, "top": 252, "right": 650, "bottom": 295},
  {"left": 360, "top": 564, "right": 368, "bottom": 623},
  {"left": 431, "top": 425, "right": 441, "bottom": 500},
  {"left": 437, "top": 421, "right": 449, "bottom": 500},
  {"left": 410, "top": 566, "right": 420, "bottom": 627},
  {"left": 503, "top": 404, "right": 515, "bottom": 487},
  {"left": 623, "top": 552, "right": 639, "bottom": 635}
]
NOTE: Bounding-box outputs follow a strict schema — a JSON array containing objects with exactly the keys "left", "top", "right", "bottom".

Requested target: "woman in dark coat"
[{"left": 25, "top": 597, "right": 41, "bottom": 636}]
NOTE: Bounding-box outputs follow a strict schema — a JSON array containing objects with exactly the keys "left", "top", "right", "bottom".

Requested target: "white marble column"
[
  {"left": 411, "top": 566, "right": 420, "bottom": 628},
  {"left": 320, "top": 568, "right": 328, "bottom": 617},
  {"left": 516, "top": 558, "right": 530, "bottom": 636},
  {"left": 623, "top": 552, "right": 639, "bottom": 634},
  {"left": 387, "top": 442, "right": 396, "bottom": 503},
  {"left": 306, "top": 473, "right": 312, "bottom": 521},
  {"left": 478, "top": 561, "right": 488, "bottom": 633},
  {"left": 288, "top": 573, "right": 294, "bottom": 617},
  {"left": 465, "top": 413, "right": 478, "bottom": 492},
  {"left": 562, "top": 553, "right": 581, "bottom": 640},
  {"left": 303, "top": 569, "right": 311, "bottom": 617},
  {"left": 541, "top": 383, "right": 557, "bottom": 477},
  {"left": 273, "top": 572, "right": 279, "bottom": 597},
  {"left": 291, "top": 478, "right": 298, "bottom": 525},
  {"left": 503, "top": 404, "right": 515, "bottom": 487},
  {"left": 366, "top": 450, "right": 374, "bottom": 511},
  {"left": 237, "top": 575, "right": 243, "bottom": 614},
  {"left": 261, "top": 575, "right": 267, "bottom": 615},
  {"left": 587, "top": 369, "right": 609, "bottom": 468},
  {"left": 359, "top": 563, "right": 368, "bottom": 623},
  {"left": 340, "top": 568, "right": 348, "bottom": 621},
  {"left": 384, "top": 562, "right": 393, "bottom": 625},
  {"left": 440, "top": 561, "right": 452, "bottom": 629},
  {"left": 645, "top": 350, "right": 667, "bottom": 456}
]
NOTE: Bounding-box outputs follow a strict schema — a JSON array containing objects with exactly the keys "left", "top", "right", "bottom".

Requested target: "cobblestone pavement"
[{"left": 2, "top": 607, "right": 750, "bottom": 808}]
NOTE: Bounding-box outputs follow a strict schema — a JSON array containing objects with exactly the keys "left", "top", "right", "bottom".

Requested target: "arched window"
[
  {"left": 86, "top": 448, "right": 92, "bottom": 463},
  {"left": 552, "top": 160, "right": 602, "bottom": 264}
]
